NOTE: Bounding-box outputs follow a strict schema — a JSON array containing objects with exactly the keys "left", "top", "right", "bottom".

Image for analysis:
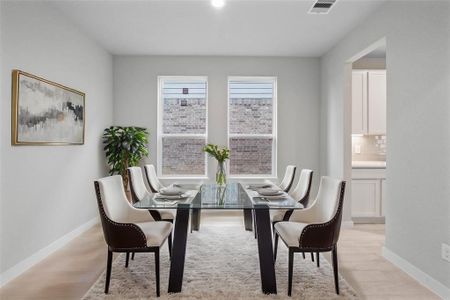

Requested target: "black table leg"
[
  {"left": 254, "top": 205, "right": 277, "bottom": 294},
  {"left": 191, "top": 208, "right": 201, "bottom": 232},
  {"left": 168, "top": 204, "right": 190, "bottom": 293},
  {"left": 243, "top": 208, "right": 253, "bottom": 231}
]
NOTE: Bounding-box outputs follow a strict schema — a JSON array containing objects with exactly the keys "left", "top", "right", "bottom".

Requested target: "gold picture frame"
[{"left": 11, "top": 70, "right": 86, "bottom": 145}]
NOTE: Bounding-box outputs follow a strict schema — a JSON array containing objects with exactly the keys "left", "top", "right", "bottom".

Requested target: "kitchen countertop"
[{"left": 352, "top": 161, "right": 386, "bottom": 169}]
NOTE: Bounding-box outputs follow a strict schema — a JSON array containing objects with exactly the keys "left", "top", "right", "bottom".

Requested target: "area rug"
[{"left": 83, "top": 224, "right": 358, "bottom": 299}]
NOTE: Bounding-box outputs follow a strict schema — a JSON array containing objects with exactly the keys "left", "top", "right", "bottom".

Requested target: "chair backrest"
[
  {"left": 307, "top": 176, "right": 344, "bottom": 223},
  {"left": 298, "top": 176, "right": 346, "bottom": 249},
  {"left": 289, "top": 169, "right": 313, "bottom": 207},
  {"left": 144, "top": 164, "right": 165, "bottom": 193},
  {"left": 95, "top": 175, "right": 135, "bottom": 223},
  {"left": 94, "top": 175, "right": 151, "bottom": 250},
  {"left": 128, "top": 167, "right": 151, "bottom": 203},
  {"left": 279, "top": 165, "right": 296, "bottom": 192}
]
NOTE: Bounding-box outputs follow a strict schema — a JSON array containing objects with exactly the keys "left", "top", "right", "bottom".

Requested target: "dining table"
[{"left": 133, "top": 182, "right": 304, "bottom": 295}]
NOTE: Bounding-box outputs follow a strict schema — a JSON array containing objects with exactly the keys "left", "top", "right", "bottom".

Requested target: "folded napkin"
[
  {"left": 257, "top": 187, "right": 283, "bottom": 196},
  {"left": 153, "top": 199, "right": 178, "bottom": 206},
  {"left": 258, "top": 194, "right": 287, "bottom": 200},
  {"left": 172, "top": 183, "right": 202, "bottom": 190},
  {"left": 154, "top": 193, "right": 188, "bottom": 200},
  {"left": 159, "top": 186, "right": 183, "bottom": 196},
  {"left": 246, "top": 184, "right": 272, "bottom": 190}
]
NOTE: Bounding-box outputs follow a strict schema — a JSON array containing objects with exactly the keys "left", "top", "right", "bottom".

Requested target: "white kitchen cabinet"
[
  {"left": 351, "top": 179, "right": 380, "bottom": 217},
  {"left": 351, "top": 70, "right": 386, "bottom": 135},
  {"left": 352, "top": 167, "right": 386, "bottom": 222},
  {"left": 352, "top": 71, "right": 367, "bottom": 134},
  {"left": 368, "top": 71, "right": 387, "bottom": 134}
]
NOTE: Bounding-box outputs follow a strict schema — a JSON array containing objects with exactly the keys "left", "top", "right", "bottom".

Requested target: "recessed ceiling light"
[{"left": 211, "top": 0, "right": 225, "bottom": 9}]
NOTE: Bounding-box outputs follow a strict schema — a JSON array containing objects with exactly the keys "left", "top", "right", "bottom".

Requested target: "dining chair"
[
  {"left": 252, "top": 165, "right": 297, "bottom": 238},
  {"left": 94, "top": 175, "right": 173, "bottom": 297},
  {"left": 144, "top": 164, "right": 166, "bottom": 193},
  {"left": 271, "top": 169, "right": 313, "bottom": 229},
  {"left": 273, "top": 176, "right": 346, "bottom": 296},
  {"left": 143, "top": 164, "right": 203, "bottom": 233},
  {"left": 278, "top": 165, "right": 297, "bottom": 192},
  {"left": 128, "top": 166, "right": 174, "bottom": 257},
  {"left": 128, "top": 167, "right": 175, "bottom": 221}
]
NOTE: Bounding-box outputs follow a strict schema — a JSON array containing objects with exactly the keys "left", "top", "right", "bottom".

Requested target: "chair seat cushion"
[
  {"left": 159, "top": 210, "right": 175, "bottom": 221},
  {"left": 135, "top": 221, "right": 173, "bottom": 247},
  {"left": 274, "top": 221, "right": 308, "bottom": 248},
  {"left": 271, "top": 209, "right": 288, "bottom": 223}
]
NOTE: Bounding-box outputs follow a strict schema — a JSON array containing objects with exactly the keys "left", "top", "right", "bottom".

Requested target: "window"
[
  {"left": 158, "top": 77, "right": 208, "bottom": 177},
  {"left": 228, "top": 77, "right": 277, "bottom": 177}
]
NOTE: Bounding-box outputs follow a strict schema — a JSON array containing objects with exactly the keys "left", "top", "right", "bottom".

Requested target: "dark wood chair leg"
[
  {"left": 168, "top": 233, "right": 172, "bottom": 258},
  {"left": 155, "top": 249, "right": 160, "bottom": 297},
  {"left": 311, "top": 252, "right": 314, "bottom": 262},
  {"left": 302, "top": 252, "right": 305, "bottom": 259},
  {"left": 288, "top": 248, "right": 294, "bottom": 297},
  {"left": 190, "top": 208, "right": 201, "bottom": 232},
  {"left": 253, "top": 211, "right": 257, "bottom": 239},
  {"left": 332, "top": 246, "right": 339, "bottom": 294},
  {"left": 131, "top": 252, "right": 135, "bottom": 260},
  {"left": 316, "top": 252, "right": 320, "bottom": 268},
  {"left": 105, "top": 250, "right": 113, "bottom": 294},
  {"left": 125, "top": 252, "right": 130, "bottom": 268},
  {"left": 274, "top": 233, "right": 279, "bottom": 262}
]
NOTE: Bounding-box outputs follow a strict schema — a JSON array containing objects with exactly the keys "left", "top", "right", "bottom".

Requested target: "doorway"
[{"left": 344, "top": 39, "right": 387, "bottom": 224}]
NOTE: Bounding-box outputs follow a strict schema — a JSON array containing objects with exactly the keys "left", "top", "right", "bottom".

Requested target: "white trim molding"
[
  {"left": 157, "top": 76, "right": 209, "bottom": 178},
  {"left": 382, "top": 247, "right": 450, "bottom": 299},
  {"left": 227, "top": 76, "right": 278, "bottom": 178},
  {"left": 0, "top": 217, "right": 99, "bottom": 288},
  {"left": 341, "top": 221, "right": 354, "bottom": 228}
]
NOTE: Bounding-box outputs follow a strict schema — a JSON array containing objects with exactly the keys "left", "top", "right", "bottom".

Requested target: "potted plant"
[
  {"left": 203, "top": 143, "right": 230, "bottom": 186},
  {"left": 102, "top": 126, "right": 149, "bottom": 190}
]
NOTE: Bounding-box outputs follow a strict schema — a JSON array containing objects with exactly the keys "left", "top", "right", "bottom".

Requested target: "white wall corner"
[
  {"left": 382, "top": 246, "right": 450, "bottom": 300},
  {"left": 0, "top": 217, "right": 99, "bottom": 288}
]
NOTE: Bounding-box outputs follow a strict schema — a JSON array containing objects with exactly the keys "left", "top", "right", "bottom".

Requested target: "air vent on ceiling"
[{"left": 308, "top": 0, "right": 337, "bottom": 14}]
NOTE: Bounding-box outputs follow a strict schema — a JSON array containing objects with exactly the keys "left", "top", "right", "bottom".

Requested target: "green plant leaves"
[
  {"left": 102, "top": 126, "right": 149, "bottom": 177},
  {"left": 203, "top": 143, "right": 230, "bottom": 162}
]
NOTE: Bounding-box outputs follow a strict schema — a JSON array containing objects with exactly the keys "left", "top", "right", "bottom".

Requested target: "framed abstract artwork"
[{"left": 11, "top": 70, "right": 85, "bottom": 145}]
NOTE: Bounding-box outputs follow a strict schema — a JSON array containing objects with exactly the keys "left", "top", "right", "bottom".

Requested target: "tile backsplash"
[{"left": 352, "top": 135, "right": 386, "bottom": 161}]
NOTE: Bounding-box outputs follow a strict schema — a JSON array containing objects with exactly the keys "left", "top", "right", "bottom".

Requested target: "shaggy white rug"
[{"left": 83, "top": 224, "right": 358, "bottom": 299}]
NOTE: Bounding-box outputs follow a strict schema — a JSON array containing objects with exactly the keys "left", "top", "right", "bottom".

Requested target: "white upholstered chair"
[
  {"left": 274, "top": 176, "right": 346, "bottom": 296},
  {"left": 271, "top": 169, "right": 313, "bottom": 226},
  {"left": 94, "top": 175, "right": 173, "bottom": 297},
  {"left": 128, "top": 166, "right": 174, "bottom": 222},
  {"left": 267, "top": 165, "right": 296, "bottom": 192},
  {"left": 128, "top": 166, "right": 174, "bottom": 260},
  {"left": 144, "top": 164, "right": 166, "bottom": 193}
]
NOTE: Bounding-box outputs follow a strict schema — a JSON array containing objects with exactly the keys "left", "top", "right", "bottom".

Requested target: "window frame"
[
  {"left": 227, "top": 76, "right": 278, "bottom": 179},
  {"left": 157, "top": 76, "right": 209, "bottom": 179}
]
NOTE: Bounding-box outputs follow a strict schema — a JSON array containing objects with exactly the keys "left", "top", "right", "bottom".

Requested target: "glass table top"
[{"left": 133, "top": 182, "right": 304, "bottom": 210}]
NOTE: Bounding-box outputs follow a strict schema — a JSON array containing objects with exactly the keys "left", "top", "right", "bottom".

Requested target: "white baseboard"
[
  {"left": 342, "top": 220, "right": 354, "bottom": 228},
  {"left": 382, "top": 246, "right": 450, "bottom": 300},
  {"left": 0, "top": 217, "right": 99, "bottom": 288}
]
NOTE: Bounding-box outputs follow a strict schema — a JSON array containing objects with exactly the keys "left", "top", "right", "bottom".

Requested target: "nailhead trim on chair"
[
  {"left": 298, "top": 181, "right": 346, "bottom": 250},
  {"left": 95, "top": 181, "right": 148, "bottom": 248}
]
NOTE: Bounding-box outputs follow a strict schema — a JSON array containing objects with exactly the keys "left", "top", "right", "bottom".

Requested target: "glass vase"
[{"left": 216, "top": 161, "right": 227, "bottom": 186}]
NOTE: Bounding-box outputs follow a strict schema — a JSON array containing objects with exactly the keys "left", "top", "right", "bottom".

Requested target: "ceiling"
[{"left": 52, "top": 0, "right": 386, "bottom": 57}]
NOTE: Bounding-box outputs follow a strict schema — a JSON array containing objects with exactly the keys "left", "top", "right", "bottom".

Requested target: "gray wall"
[
  {"left": 113, "top": 56, "right": 320, "bottom": 187},
  {"left": 320, "top": 0, "right": 450, "bottom": 290},
  {"left": 0, "top": 2, "right": 113, "bottom": 273}
]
